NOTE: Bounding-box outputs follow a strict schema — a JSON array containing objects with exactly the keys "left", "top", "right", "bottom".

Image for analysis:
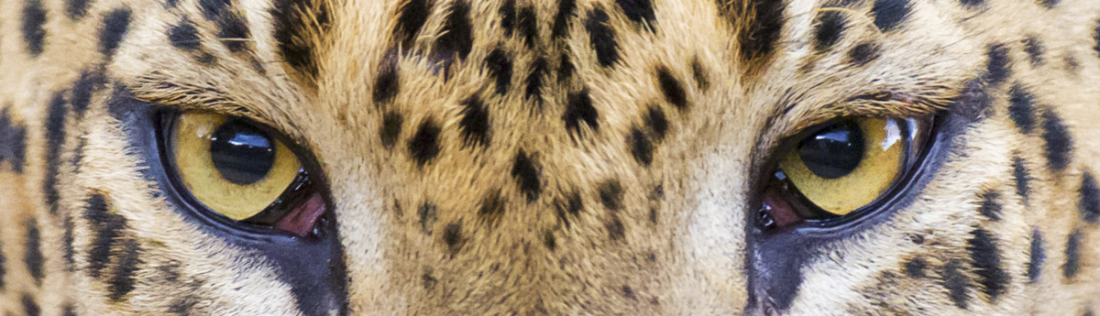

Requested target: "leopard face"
[{"left": 0, "top": 0, "right": 1098, "bottom": 315}]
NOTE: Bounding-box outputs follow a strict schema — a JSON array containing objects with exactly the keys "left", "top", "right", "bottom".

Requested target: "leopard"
[{"left": 0, "top": 0, "right": 1098, "bottom": 314}]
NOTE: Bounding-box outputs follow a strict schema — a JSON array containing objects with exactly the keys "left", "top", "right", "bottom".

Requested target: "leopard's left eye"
[
  {"left": 161, "top": 111, "right": 328, "bottom": 238},
  {"left": 759, "top": 116, "right": 934, "bottom": 230}
]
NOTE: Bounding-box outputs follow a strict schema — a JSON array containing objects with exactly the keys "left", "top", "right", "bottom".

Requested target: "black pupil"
[
  {"left": 797, "top": 121, "right": 864, "bottom": 179},
  {"left": 210, "top": 120, "right": 276, "bottom": 185}
]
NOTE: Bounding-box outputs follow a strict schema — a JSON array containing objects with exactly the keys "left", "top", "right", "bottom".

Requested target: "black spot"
[
  {"left": 967, "top": 228, "right": 1008, "bottom": 302},
  {"left": 86, "top": 194, "right": 127, "bottom": 278},
  {"left": 0, "top": 109, "right": 27, "bottom": 173},
  {"left": 0, "top": 227, "right": 5, "bottom": 289},
  {"left": 61, "top": 304, "right": 76, "bottom": 316},
  {"left": 433, "top": 1, "right": 474, "bottom": 62},
  {"left": 199, "top": 0, "right": 230, "bottom": 20},
  {"left": 373, "top": 54, "right": 400, "bottom": 104},
  {"left": 23, "top": 0, "right": 47, "bottom": 56},
  {"left": 905, "top": 257, "right": 926, "bottom": 278},
  {"left": 419, "top": 202, "right": 437, "bottom": 233},
  {"left": 512, "top": 150, "right": 541, "bottom": 202},
  {"left": 984, "top": 44, "right": 1010, "bottom": 86},
  {"left": 1008, "top": 84, "right": 1035, "bottom": 133},
  {"left": 395, "top": 0, "right": 431, "bottom": 48},
  {"left": 814, "top": 11, "right": 844, "bottom": 51},
  {"left": 978, "top": 191, "right": 1001, "bottom": 221},
  {"left": 959, "top": 0, "right": 983, "bottom": 7},
  {"left": 217, "top": 13, "right": 250, "bottom": 53},
  {"left": 558, "top": 52, "right": 575, "bottom": 83},
  {"left": 407, "top": 119, "right": 442, "bottom": 166},
  {"left": 848, "top": 42, "right": 880, "bottom": 66},
  {"left": 421, "top": 269, "right": 438, "bottom": 290},
  {"left": 691, "top": 58, "right": 709, "bottom": 91},
  {"left": 63, "top": 216, "right": 74, "bottom": 271},
  {"left": 542, "top": 230, "right": 556, "bottom": 251},
  {"left": 272, "top": 0, "right": 330, "bottom": 82},
  {"left": 1040, "top": 0, "right": 1058, "bottom": 8},
  {"left": 616, "top": 0, "right": 656, "bottom": 26},
  {"left": 1041, "top": 109, "right": 1072, "bottom": 172},
  {"left": 585, "top": 8, "right": 619, "bottom": 67},
  {"left": 622, "top": 285, "right": 637, "bottom": 300},
  {"left": 871, "top": 0, "right": 910, "bottom": 31},
  {"left": 644, "top": 105, "right": 669, "bottom": 141},
  {"left": 554, "top": 192, "right": 583, "bottom": 228},
  {"left": 551, "top": 0, "right": 577, "bottom": 40},
  {"left": 598, "top": 180, "right": 624, "bottom": 211},
  {"left": 563, "top": 89, "right": 599, "bottom": 136},
  {"left": 1027, "top": 228, "right": 1045, "bottom": 283},
  {"left": 166, "top": 0, "right": 178, "bottom": 7},
  {"left": 1023, "top": 36, "right": 1044, "bottom": 66},
  {"left": 605, "top": 216, "right": 625, "bottom": 240},
  {"left": 99, "top": 9, "right": 132, "bottom": 58},
  {"left": 458, "top": 96, "right": 491, "bottom": 147},
  {"left": 478, "top": 190, "right": 505, "bottom": 221},
  {"left": 44, "top": 92, "right": 68, "bottom": 215},
  {"left": 72, "top": 70, "right": 105, "bottom": 115},
  {"left": 738, "top": 0, "right": 785, "bottom": 60},
  {"left": 1080, "top": 173, "right": 1100, "bottom": 223},
  {"left": 67, "top": 0, "right": 92, "bottom": 19},
  {"left": 24, "top": 219, "right": 43, "bottom": 284},
  {"left": 108, "top": 239, "right": 141, "bottom": 302},
  {"left": 485, "top": 49, "right": 513, "bottom": 96},
  {"left": 518, "top": 7, "right": 538, "bottom": 48},
  {"left": 1013, "top": 156, "right": 1030, "bottom": 203},
  {"left": 168, "top": 296, "right": 199, "bottom": 315},
  {"left": 443, "top": 222, "right": 462, "bottom": 248},
  {"left": 1094, "top": 21, "right": 1100, "bottom": 59},
  {"left": 380, "top": 111, "right": 404, "bottom": 149},
  {"left": 1064, "top": 229, "right": 1081, "bottom": 279},
  {"left": 657, "top": 67, "right": 688, "bottom": 110},
  {"left": 526, "top": 57, "right": 548, "bottom": 108},
  {"left": 952, "top": 79, "right": 992, "bottom": 121},
  {"left": 500, "top": 0, "right": 516, "bottom": 36},
  {"left": 629, "top": 128, "right": 653, "bottom": 166},
  {"left": 942, "top": 259, "right": 970, "bottom": 309},
  {"left": 22, "top": 294, "right": 40, "bottom": 316}
]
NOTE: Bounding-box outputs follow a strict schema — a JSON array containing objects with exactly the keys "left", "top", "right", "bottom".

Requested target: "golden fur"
[{"left": 0, "top": 0, "right": 1098, "bottom": 314}]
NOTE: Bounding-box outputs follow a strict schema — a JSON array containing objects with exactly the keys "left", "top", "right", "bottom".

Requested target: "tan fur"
[{"left": 0, "top": 0, "right": 1098, "bottom": 315}]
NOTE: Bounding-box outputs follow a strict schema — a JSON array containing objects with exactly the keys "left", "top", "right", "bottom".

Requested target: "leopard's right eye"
[{"left": 161, "top": 111, "right": 328, "bottom": 238}]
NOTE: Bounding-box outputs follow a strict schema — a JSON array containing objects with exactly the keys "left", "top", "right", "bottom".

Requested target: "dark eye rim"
[
  {"left": 155, "top": 110, "right": 333, "bottom": 241},
  {"left": 758, "top": 112, "right": 946, "bottom": 234}
]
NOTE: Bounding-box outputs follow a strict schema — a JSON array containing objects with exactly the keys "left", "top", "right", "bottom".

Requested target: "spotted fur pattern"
[{"left": 0, "top": 0, "right": 1098, "bottom": 315}]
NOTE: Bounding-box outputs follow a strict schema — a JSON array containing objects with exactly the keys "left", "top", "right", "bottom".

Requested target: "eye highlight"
[
  {"left": 162, "top": 111, "right": 327, "bottom": 238},
  {"left": 760, "top": 116, "right": 933, "bottom": 230}
]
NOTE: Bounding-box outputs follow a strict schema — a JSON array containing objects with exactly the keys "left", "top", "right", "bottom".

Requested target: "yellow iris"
[
  {"left": 780, "top": 118, "right": 905, "bottom": 216},
  {"left": 171, "top": 112, "right": 301, "bottom": 221}
]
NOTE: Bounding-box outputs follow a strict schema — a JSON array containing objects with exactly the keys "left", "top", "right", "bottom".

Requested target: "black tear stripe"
[
  {"left": 107, "top": 239, "right": 142, "bottom": 302},
  {"left": 272, "top": 0, "right": 331, "bottom": 82}
]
